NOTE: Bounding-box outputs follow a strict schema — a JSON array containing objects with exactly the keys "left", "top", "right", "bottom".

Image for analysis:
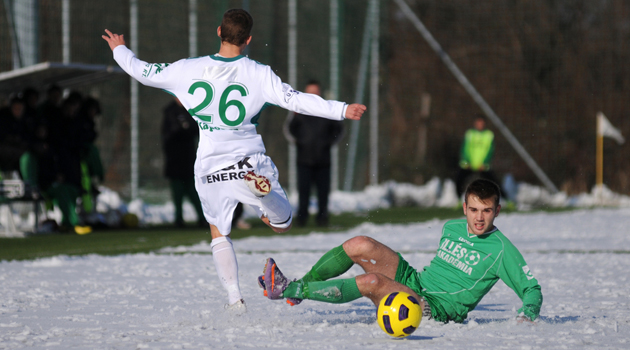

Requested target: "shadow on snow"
[
  {"left": 539, "top": 315, "right": 580, "bottom": 324},
  {"left": 299, "top": 301, "right": 377, "bottom": 325}
]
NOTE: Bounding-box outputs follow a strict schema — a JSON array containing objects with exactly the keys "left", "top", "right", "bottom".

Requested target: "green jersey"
[
  {"left": 417, "top": 219, "right": 542, "bottom": 323},
  {"left": 460, "top": 128, "right": 494, "bottom": 171}
]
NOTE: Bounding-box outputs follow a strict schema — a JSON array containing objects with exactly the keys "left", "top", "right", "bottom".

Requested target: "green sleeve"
[{"left": 497, "top": 241, "right": 543, "bottom": 320}]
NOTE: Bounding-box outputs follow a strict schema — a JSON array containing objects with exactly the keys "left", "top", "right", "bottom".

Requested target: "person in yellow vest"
[{"left": 455, "top": 115, "right": 503, "bottom": 199}]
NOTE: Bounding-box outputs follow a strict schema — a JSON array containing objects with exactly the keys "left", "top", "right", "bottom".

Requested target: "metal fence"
[{"left": 2, "top": 0, "right": 629, "bottom": 201}]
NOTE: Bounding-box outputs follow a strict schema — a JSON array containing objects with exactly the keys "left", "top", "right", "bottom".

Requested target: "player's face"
[
  {"left": 463, "top": 195, "right": 500, "bottom": 235},
  {"left": 474, "top": 118, "right": 485, "bottom": 131}
]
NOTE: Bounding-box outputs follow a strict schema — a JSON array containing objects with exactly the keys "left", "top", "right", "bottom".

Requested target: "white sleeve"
[
  {"left": 261, "top": 66, "right": 346, "bottom": 121},
  {"left": 112, "top": 45, "right": 179, "bottom": 91}
]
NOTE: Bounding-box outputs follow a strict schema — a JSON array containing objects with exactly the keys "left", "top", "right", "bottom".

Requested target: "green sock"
[
  {"left": 301, "top": 245, "right": 354, "bottom": 283},
  {"left": 283, "top": 278, "right": 362, "bottom": 304}
]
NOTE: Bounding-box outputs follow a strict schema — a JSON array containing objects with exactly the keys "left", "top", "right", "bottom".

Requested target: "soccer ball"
[{"left": 376, "top": 291, "right": 422, "bottom": 338}]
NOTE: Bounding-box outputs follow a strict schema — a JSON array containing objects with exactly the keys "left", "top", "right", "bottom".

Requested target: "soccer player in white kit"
[{"left": 102, "top": 9, "right": 366, "bottom": 313}]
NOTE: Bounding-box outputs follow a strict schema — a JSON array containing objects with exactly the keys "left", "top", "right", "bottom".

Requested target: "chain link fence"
[{"left": 2, "top": 0, "right": 629, "bottom": 201}]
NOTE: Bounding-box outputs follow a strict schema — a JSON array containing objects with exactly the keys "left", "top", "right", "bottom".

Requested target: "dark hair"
[
  {"left": 220, "top": 9, "right": 253, "bottom": 46},
  {"left": 474, "top": 114, "right": 486, "bottom": 122},
  {"left": 305, "top": 79, "right": 320, "bottom": 87},
  {"left": 464, "top": 178, "right": 501, "bottom": 206}
]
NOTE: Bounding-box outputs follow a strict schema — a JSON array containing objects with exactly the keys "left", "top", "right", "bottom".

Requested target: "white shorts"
[{"left": 195, "top": 153, "right": 289, "bottom": 236}]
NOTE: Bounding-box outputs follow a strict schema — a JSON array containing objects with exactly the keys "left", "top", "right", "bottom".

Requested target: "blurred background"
[{"left": 1, "top": 0, "right": 628, "bottom": 203}]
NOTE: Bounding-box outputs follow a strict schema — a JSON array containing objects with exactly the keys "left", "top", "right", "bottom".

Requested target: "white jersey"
[{"left": 113, "top": 45, "right": 347, "bottom": 176}]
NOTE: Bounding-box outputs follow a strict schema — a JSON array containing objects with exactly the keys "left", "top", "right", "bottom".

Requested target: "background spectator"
[
  {"left": 161, "top": 98, "right": 206, "bottom": 228},
  {"left": 455, "top": 115, "right": 504, "bottom": 199},
  {"left": 289, "top": 80, "right": 345, "bottom": 227},
  {"left": 77, "top": 97, "right": 105, "bottom": 214},
  {"left": 0, "top": 95, "right": 29, "bottom": 174}
]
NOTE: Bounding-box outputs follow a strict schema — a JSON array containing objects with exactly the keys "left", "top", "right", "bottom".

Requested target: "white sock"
[
  {"left": 210, "top": 236, "right": 242, "bottom": 304},
  {"left": 260, "top": 190, "right": 292, "bottom": 228}
]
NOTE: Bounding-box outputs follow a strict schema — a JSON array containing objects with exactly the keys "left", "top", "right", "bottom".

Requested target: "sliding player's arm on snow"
[
  {"left": 498, "top": 241, "right": 543, "bottom": 322},
  {"left": 259, "top": 65, "right": 365, "bottom": 121}
]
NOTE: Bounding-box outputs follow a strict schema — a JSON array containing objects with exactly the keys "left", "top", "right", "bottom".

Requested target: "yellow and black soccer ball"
[{"left": 376, "top": 291, "right": 422, "bottom": 338}]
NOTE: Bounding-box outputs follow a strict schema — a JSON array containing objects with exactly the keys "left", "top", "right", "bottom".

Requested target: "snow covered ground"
[{"left": 1, "top": 207, "right": 630, "bottom": 349}]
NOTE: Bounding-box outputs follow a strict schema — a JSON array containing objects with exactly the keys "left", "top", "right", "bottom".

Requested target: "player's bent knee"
[
  {"left": 344, "top": 236, "right": 377, "bottom": 257},
  {"left": 268, "top": 215, "right": 292, "bottom": 233},
  {"left": 262, "top": 214, "right": 292, "bottom": 233},
  {"left": 271, "top": 222, "right": 292, "bottom": 233},
  {"left": 356, "top": 273, "right": 385, "bottom": 291}
]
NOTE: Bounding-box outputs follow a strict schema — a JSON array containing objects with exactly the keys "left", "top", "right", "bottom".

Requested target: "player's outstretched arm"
[
  {"left": 345, "top": 104, "right": 367, "bottom": 120},
  {"left": 102, "top": 29, "right": 126, "bottom": 51},
  {"left": 102, "top": 29, "right": 177, "bottom": 90}
]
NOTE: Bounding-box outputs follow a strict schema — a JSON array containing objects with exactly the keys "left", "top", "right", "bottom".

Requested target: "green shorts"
[
  {"left": 394, "top": 253, "right": 423, "bottom": 295},
  {"left": 395, "top": 253, "right": 444, "bottom": 321}
]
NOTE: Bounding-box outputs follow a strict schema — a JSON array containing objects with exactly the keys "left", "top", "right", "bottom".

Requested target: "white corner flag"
[{"left": 597, "top": 112, "right": 625, "bottom": 145}]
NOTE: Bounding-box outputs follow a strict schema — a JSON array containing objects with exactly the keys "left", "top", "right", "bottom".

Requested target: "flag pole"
[
  {"left": 596, "top": 116, "right": 603, "bottom": 196},
  {"left": 595, "top": 111, "right": 625, "bottom": 202}
]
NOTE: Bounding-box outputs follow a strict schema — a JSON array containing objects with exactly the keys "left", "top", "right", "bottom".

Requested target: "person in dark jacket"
[
  {"left": 161, "top": 98, "right": 206, "bottom": 227},
  {"left": 288, "top": 80, "right": 344, "bottom": 227},
  {"left": 76, "top": 97, "right": 105, "bottom": 213},
  {"left": 0, "top": 95, "right": 29, "bottom": 173},
  {"left": 28, "top": 85, "right": 62, "bottom": 196}
]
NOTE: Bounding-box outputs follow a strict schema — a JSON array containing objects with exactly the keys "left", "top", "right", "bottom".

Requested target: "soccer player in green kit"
[{"left": 260, "top": 179, "right": 542, "bottom": 323}]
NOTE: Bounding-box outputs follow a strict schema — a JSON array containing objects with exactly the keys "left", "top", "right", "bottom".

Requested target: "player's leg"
[
  {"left": 169, "top": 179, "right": 185, "bottom": 227},
  {"left": 249, "top": 185, "right": 292, "bottom": 233},
  {"left": 183, "top": 177, "right": 206, "bottom": 227},
  {"left": 296, "top": 163, "right": 311, "bottom": 227},
  {"left": 262, "top": 236, "right": 403, "bottom": 304},
  {"left": 342, "top": 236, "right": 400, "bottom": 279},
  {"left": 268, "top": 236, "right": 396, "bottom": 288},
  {"left": 314, "top": 165, "right": 331, "bottom": 226},
  {"left": 257, "top": 242, "right": 353, "bottom": 306},
  {"left": 260, "top": 212, "right": 292, "bottom": 233},
  {"left": 298, "top": 244, "right": 355, "bottom": 283},
  {"left": 48, "top": 183, "right": 80, "bottom": 228},
  {"left": 456, "top": 168, "right": 472, "bottom": 198},
  {"left": 354, "top": 273, "right": 422, "bottom": 307},
  {"left": 243, "top": 154, "right": 292, "bottom": 233},
  {"left": 263, "top": 257, "right": 362, "bottom": 304},
  {"left": 195, "top": 173, "right": 245, "bottom": 310},
  {"left": 209, "top": 225, "right": 244, "bottom": 308},
  {"left": 264, "top": 258, "right": 422, "bottom": 308}
]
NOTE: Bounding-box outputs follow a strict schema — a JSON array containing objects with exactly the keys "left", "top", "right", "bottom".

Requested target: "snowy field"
[{"left": 1, "top": 207, "right": 630, "bottom": 349}]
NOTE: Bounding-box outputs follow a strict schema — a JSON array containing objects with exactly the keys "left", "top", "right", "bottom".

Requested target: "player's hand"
[
  {"left": 102, "top": 29, "right": 126, "bottom": 51},
  {"left": 345, "top": 103, "right": 366, "bottom": 120}
]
